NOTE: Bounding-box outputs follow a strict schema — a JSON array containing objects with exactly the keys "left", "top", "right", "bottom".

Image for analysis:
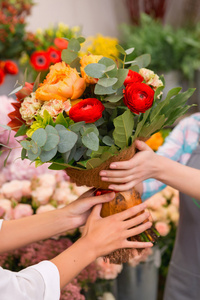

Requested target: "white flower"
[
  {"left": 20, "top": 93, "right": 42, "bottom": 124},
  {"left": 1, "top": 180, "right": 23, "bottom": 201}
]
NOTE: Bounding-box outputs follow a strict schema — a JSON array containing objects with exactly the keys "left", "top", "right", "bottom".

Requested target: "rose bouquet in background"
[
  {"left": 20, "top": 23, "right": 81, "bottom": 81},
  {"left": 1, "top": 35, "right": 195, "bottom": 263}
]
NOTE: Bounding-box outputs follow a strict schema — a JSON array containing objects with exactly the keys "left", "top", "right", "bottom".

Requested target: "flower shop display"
[
  {"left": 1, "top": 35, "right": 195, "bottom": 264},
  {"left": 20, "top": 23, "right": 81, "bottom": 81}
]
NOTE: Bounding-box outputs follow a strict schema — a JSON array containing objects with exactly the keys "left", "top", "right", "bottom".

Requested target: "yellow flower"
[
  {"left": 35, "top": 62, "right": 86, "bottom": 101},
  {"left": 80, "top": 54, "right": 103, "bottom": 84},
  {"left": 146, "top": 132, "right": 164, "bottom": 151}
]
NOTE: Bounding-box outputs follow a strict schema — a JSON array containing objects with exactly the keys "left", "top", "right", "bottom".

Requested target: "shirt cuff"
[
  {"left": 31, "top": 261, "right": 60, "bottom": 300},
  {"left": 0, "top": 219, "right": 3, "bottom": 230}
]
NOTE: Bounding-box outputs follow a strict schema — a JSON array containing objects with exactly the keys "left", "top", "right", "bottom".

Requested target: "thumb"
[
  {"left": 90, "top": 203, "right": 102, "bottom": 218},
  {"left": 135, "top": 139, "right": 151, "bottom": 151}
]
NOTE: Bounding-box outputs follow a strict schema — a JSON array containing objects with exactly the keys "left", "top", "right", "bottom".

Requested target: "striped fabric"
[{"left": 142, "top": 113, "right": 200, "bottom": 200}]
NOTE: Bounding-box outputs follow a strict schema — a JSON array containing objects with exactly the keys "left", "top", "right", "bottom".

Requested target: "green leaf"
[
  {"left": 21, "top": 148, "right": 27, "bottom": 160},
  {"left": 43, "top": 110, "right": 54, "bottom": 126},
  {"left": 77, "top": 37, "right": 85, "bottom": 43},
  {"left": 115, "top": 44, "right": 126, "bottom": 55},
  {"left": 69, "top": 121, "right": 85, "bottom": 133},
  {"left": 70, "top": 57, "right": 81, "bottom": 71},
  {"left": 30, "top": 140, "right": 39, "bottom": 154},
  {"left": 125, "top": 47, "right": 135, "bottom": 55},
  {"left": 82, "top": 132, "right": 99, "bottom": 151},
  {"left": 102, "top": 136, "right": 114, "bottom": 146},
  {"left": 84, "top": 63, "right": 106, "bottom": 78},
  {"left": 45, "top": 125, "right": 58, "bottom": 135},
  {"left": 57, "top": 129, "right": 78, "bottom": 153},
  {"left": 8, "top": 85, "right": 23, "bottom": 96},
  {"left": 94, "top": 83, "right": 117, "bottom": 95},
  {"left": 112, "top": 68, "right": 129, "bottom": 90},
  {"left": 80, "top": 124, "right": 99, "bottom": 136},
  {"left": 113, "top": 109, "right": 134, "bottom": 148},
  {"left": 43, "top": 133, "right": 60, "bottom": 151},
  {"left": 33, "top": 73, "right": 41, "bottom": 92},
  {"left": 86, "top": 158, "right": 103, "bottom": 169},
  {"left": 67, "top": 38, "right": 81, "bottom": 52},
  {"left": 98, "top": 57, "right": 117, "bottom": 77},
  {"left": 129, "top": 65, "right": 139, "bottom": 72},
  {"left": 27, "top": 147, "right": 41, "bottom": 161},
  {"left": 61, "top": 49, "right": 78, "bottom": 64},
  {"left": 131, "top": 54, "right": 151, "bottom": 68},
  {"left": 32, "top": 128, "right": 47, "bottom": 147},
  {"left": 20, "top": 140, "right": 32, "bottom": 150},
  {"left": 14, "top": 124, "right": 29, "bottom": 137},
  {"left": 74, "top": 147, "right": 87, "bottom": 161},
  {"left": 55, "top": 113, "right": 70, "bottom": 128},
  {"left": 48, "top": 163, "right": 67, "bottom": 170},
  {"left": 98, "top": 77, "right": 118, "bottom": 87},
  {"left": 133, "top": 108, "right": 151, "bottom": 139},
  {"left": 40, "top": 147, "right": 58, "bottom": 162},
  {"left": 104, "top": 94, "right": 124, "bottom": 103},
  {"left": 139, "top": 115, "right": 166, "bottom": 137}
]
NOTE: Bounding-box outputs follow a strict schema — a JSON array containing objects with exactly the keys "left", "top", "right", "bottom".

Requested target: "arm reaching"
[{"left": 100, "top": 140, "right": 200, "bottom": 200}]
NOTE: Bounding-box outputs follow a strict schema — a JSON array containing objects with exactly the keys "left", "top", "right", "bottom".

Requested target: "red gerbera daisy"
[
  {"left": 30, "top": 50, "right": 50, "bottom": 71},
  {"left": 54, "top": 37, "right": 68, "bottom": 50},
  {"left": 4, "top": 61, "right": 18, "bottom": 75},
  {"left": 47, "top": 46, "right": 61, "bottom": 64}
]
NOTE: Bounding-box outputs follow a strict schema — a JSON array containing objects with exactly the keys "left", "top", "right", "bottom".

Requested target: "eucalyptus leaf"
[
  {"left": 67, "top": 38, "right": 81, "bottom": 52},
  {"left": 40, "top": 147, "right": 58, "bottom": 162},
  {"left": 61, "top": 49, "right": 78, "bottom": 64},
  {"left": 43, "top": 133, "right": 60, "bottom": 151},
  {"left": 112, "top": 69, "right": 128, "bottom": 90},
  {"left": 84, "top": 63, "right": 106, "bottom": 78},
  {"left": 70, "top": 57, "right": 81, "bottom": 71},
  {"left": 98, "top": 77, "right": 118, "bottom": 87},
  {"left": 20, "top": 140, "right": 31, "bottom": 150},
  {"left": 80, "top": 124, "right": 99, "bottom": 136},
  {"left": 77, "top": 37, "right": 85, "bottom": 43},
  {"left": 32, "top": 128, "right": 47, "bottom": 147},
  {"left": 129, "top": 65, "right": 139, "bottom": 72},
  {"left": 104, "top": 94, "right": 124, "bottom": 103},
  {"left": 102, "top": 136, "right": 114, "bottom": 146},
  {"left": 113, "top": 109, "right": 134, "bottom": 148},
  {"left": 125, "top": 47, "right": 135, "bottom": 55},
  {"left": 21, "top": 148, "right": 27, "bottom": 160},
  {"left": 27, "top": 147, "right": 41, "bottom": 161},
  {"left": 115, "top": 44, "right": 126, "bottom": 55},
  {"left": 69, "top": 121, "right": 85, "bottom": 133},
  {"left": 74, "top": 147, "right": 87, "bottom": 161},
  {"left": 57, "top": 130, "right": 78, "bottom": 153},
  {"left": 98, "top": 57, "right": 117, "bottom": 77},
  {"left": 94, "top": 83, "right": 117, "bottom": 95},
  {"left": 30, "top": 140, "right": 39, "bottom": 154},
  {"left": 131, "top": 54, "right": 151, "bottom": 68},
  {"left": 82, "top": 132, "right": 99, "bottom": 151}
]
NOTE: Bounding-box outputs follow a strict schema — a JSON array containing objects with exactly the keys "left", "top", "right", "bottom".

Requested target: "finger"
[
  {"left": 125, "top": 221, "right": 152, "bottom": 238},
  {"left": 109, "top": 181, "right": 136, "bottom": 191},
  {"left": 100, "top": 169, "right": 134, "bottom": 178},
  {"left": 90, "top": 203, "right": 102, "bottom": 218},
  {"left": 124, "top": 211, "right": 150, "bottom": 229},
  {"left": 117, "top": 202, "right": 146, "bottom": 221},
  {"left": 102, "top": 174, "right": 135, "bottom": 183},
  {"left": 109, "top": 160, "right": 134, "bottom": 170},
  {"left": 87, "top": 192, "right": 116, "bottom": 207},
  {"left": 123, "top": 241, "right": 153, "bottom": 248},
  {"left": 135, "top": 140, "right": 151, "bottom": 151}
]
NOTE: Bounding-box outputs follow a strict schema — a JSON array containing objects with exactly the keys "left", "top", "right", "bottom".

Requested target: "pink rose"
[
  {"left": 171, "top": 195, "right": 179, "bottom": 208},
  {"left": 32, "top": 186, "right": 54, "bottom": 205},
  {"left": 37, "top": 174, "right": 57, "bottom": 188},
  {"left": 36, "top": 204, "right": 56, "bottom": 214},
  {"left": 155, "top": 221, "right": 170, "bottom": 236},
  {"left": 21, "top": 180, "right": 32, "bottom": 197},
  {"left": 13, "top": 204, "right": 33, "bottom": 219},
  {"left": 95, "top": 257, "right": 123, "bottom": 280},
  {"left": 146, "top": 193, "right": 167, "bottom": 210},
  {"left": 1, "top": 180, "right": 23, "bottom": 201},
  {"left": 0, "top": 199, "right": 13, "bottom": 220}
]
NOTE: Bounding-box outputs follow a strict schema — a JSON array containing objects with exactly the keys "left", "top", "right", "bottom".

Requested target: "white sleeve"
[
  {"left": 0, "top": 219, "right": 3, "bottom": 230},
  {"left": 0, "top": 261, "right": 60, "bottom": 300}
]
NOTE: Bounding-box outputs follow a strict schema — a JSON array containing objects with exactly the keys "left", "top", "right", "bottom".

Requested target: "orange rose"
[
  {"left": 146, "top": 132, "right": 164, "bottom": 151},
  {"left": 80, "top": 54, "right": 103, "bottom": 84},
  {"left": 35, "top": 62, "right": 86, "bottom": 101}
]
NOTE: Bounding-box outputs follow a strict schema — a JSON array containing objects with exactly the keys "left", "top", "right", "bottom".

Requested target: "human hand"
[
  {"left": 99, "top": 140, "right": 158, "bottom": 192},
  {"left": 82, "top": 202, "right": 153, "bottom": 258},
  {"left": 64, "top": 190, "right": 116, "bottom": 229}
]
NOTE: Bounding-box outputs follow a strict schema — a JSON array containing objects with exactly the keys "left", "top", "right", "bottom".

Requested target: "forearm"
[
  {"left": 156, "top": 156, "right": 200, "bottom": 200},
  {"left": 51, "top": 236, "right": 96, "bottom": 289},
  {"left": 0, "top": 208, "right": 72, "bottom": 253}
]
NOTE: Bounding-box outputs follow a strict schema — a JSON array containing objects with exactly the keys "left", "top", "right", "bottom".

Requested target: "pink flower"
[
  {"left": 36, "top": 204, "right": 56, "bottom": 214},
  {"left": 145, "top": 193, "right": 167, "bottom": 210},
  {"left": 20, "top": 93, "right": 42, "bottom": 124},
  {"left": 139, "top": 68, "right": 163, "bottom": 91},
  {"left": 1, "top": 180, "right": 23, "bottom": 201},
  {"left": 32, "top": 186, "right": 54, "bottom": 205},
  {"left": 0, "top": 206, "right": 5, "bottom": 218},
  {"left": 95, "top": 257, "right": 123, "bottom": 280},
  {"left": 129, "top": 248, "right": 153, "bottom": 267},
  {"left": 72, "top": 185, "right": 89, "bottom": 197},
  {"left": 37, "top": 173, "right": 57, "bottom": 188},
  {"left": 21, "top": 180, "right": 31, "bottom": 197},
  {"left": 0, "top": 199, "right": 13, "bottom": 220},
  {"left": 13, "top": 204, "right": 33, "bottom": 219},
  {"left": 39, "top": 99, "right": 71, "bottom": 120},
  {"left": 155, "top": 221, "right": 170, "bottom": 236},
  {"left": 171, "top": 195, "right": 179, "bottom": 208},
  {"left": 167, "top": 204, "right": 179, "bottom": 224}
]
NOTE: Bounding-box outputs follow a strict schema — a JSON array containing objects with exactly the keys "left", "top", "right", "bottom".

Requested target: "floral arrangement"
[
  {"left": 20, "top": 23, "right": 81, "bottom": 80},
  {"left": 0, "top": 0, "right": 34, "bottom": 59},
  {"left": 1, "top": 35, "right": 195, "bottom": 263},
  {"left": 0, "top": 173, "right": 121, "bottom": 300}
]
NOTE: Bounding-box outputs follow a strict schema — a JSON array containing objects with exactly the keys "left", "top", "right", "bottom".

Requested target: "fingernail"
[
  {"left": 109, "top": 185, "right": 114, "bottom": 190},
  {"left": 110, "top": 164, "right": 117, "bottom": 168},
  {"left": 100, "top": 171, "right": 106, "bottom": 176},
  {"left": 101, "top": 177, "right": 108, "bottom": 181}
]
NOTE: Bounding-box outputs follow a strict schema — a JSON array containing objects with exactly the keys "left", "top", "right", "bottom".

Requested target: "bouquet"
[{"left": 1, "top": 35, "right": 195, "bottom": 263}]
